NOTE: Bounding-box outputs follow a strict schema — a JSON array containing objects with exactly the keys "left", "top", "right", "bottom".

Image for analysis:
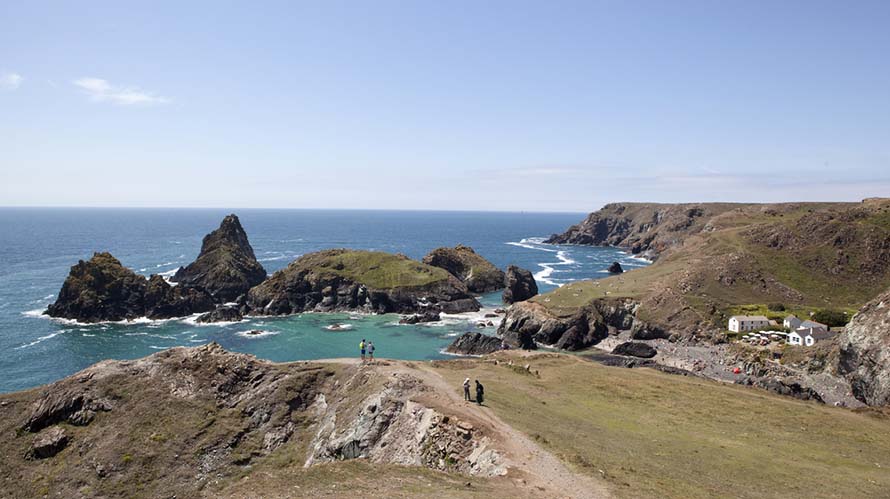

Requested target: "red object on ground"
[{"left": 732, "top": 367, "right": 742, "bottom": 374}]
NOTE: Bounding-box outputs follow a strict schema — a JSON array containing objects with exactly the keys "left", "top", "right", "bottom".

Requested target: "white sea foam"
[
  {"left": 22, "top": 308, "right": 47, "bottom": 318},
  {"left": 15, "top": 329, "right": 71, "bottom": 349},
  {"left": 533, "top": 250, "right": 576, "bottom": 287},
  {"left": 324, "top": 323, "right": 353, "bottom": 331},
  {"left": 148, "top": 345, "right": 168, "bottom": 350},
  {"left": 236, "top": 330, "right": 279, "bottom": 339}
]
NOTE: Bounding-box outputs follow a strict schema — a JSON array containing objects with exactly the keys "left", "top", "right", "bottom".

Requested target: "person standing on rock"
[
  {"left": 475, "top": 380, "right": 484, "bottom": 405},
  {"left": 359, "top": 339, "right": 366, "bottom": 362},
  {"left": 368, "top": 341, "right": 375, "bottom": 362},
  {"left": 463, "top": 377, "right": 471, "bottom": 401}
]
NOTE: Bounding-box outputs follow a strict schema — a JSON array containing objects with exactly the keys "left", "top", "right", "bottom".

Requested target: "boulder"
[
  {"left": 422, "top": 245, "right": 506, "bottom": 293},
  {"left": 607, "top": 261, "right": 624, "bottom": 274},
  {"left": 502, "top": 265, "right": 538, "bottom": 304},
  {"left": 611, "top": 341, "right": 657, "bottom": 358},
  {"left": 172, "top": 214, "right": 266, "bottom": 302},
  {"left": 735, "top": 377, "right": 824, "bottom": 403},
  {"left": 399, "top": 310, "right": 441, "bottom": 324},
  {"left": 29, "top": 427, "right": 69, "bottom": 459},
  {"left": 196, "top": 306, "right": 244, "bottom": 324},
  {"left": 445, "top": 332, "right": 503, "bottom": 355},
  {"left": 837, "top": 289, "right": 890, "bottom": 406}
]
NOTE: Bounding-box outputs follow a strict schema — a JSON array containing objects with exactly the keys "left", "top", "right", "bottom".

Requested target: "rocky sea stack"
[
  {"left": 422, "top": 245, "right": 505, "bottom": 293},
  {"left": 45, "top": 253, "right": 214, "bottom": 323},
  {"left": 172, "top": 214, "right": 266, "bottom": 302},
  {"left": 247, "top": 249, "right": 480, "bottom": 315},
  {"left": 607, "top": 261, "right": 623, "bottom": 274},
  {"left": 502, "top": 265, "right": 538, "bottom": 304}
]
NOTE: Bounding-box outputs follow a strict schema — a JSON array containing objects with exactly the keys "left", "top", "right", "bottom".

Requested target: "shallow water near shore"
[{"left": 0, "top": 208, "right": 647, "bottom": 393}]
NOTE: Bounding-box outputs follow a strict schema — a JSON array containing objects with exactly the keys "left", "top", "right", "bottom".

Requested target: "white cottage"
[
  {"left": 783, "top": 315, "right": 802, "bottom": 330},
  {"left": 788, "top": 327, "right": 835, "bottom": 346},
  {"left": 728, "top": 315, "right": 771, "bottom": 333}
]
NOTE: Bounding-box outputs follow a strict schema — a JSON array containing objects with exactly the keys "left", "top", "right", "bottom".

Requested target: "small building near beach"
[
  {"left": 788, "top": 327, "right": 835, "bottom": 346},
  {"left": 728, "top": 315, "right": 770, "bottom": 333},
  {"left": 783, "top": 315, "right": 802, "bottom": 330}
]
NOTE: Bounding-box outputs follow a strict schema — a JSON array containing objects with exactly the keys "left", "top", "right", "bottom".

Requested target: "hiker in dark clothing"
[{"left": 475, "top": 380, "right": 484, "bottom": 405}]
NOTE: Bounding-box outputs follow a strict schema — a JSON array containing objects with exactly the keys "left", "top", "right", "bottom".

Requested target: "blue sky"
[{"left": 1, "top": 1, "right": 889, "bottom": 211}]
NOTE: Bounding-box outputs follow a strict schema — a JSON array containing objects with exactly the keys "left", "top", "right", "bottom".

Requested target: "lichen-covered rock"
[
  {"left": 45, "top": 253, "right": 214, "bottom": 322},
  {"left": 172, "top": 214, "right": 266, "bottom": 302},
  {"left": 502, "top": 265, "right": 538, "bottom": 304},
  {"left": 29, "top": 427, "right": 69, "bottom": 459},
  {"left": 838, "top": 289, "right": 890, "bottom": 406},
  {"left": 422, "top": 245, "right": 506, "bottom": 293},
  {"left": 247, "top": 249, "right": 480, "bottom": 315},
  {"left": 498, "top": 299, "right": 637, "bottom": 351},
  {"left": 45, "top": 252, "right": 150, "bottom": 322},
  {"left": 446, "top": 332, "right": 503, "bottom": 355}
]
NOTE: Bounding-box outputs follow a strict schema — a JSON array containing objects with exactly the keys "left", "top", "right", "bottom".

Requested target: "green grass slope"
[{"left": 294, "top": 249, "right": 455, "bottom": 289}]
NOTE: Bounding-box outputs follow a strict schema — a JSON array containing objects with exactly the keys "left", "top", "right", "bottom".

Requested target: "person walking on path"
[
  {"left": 475, "top": 380, "right": 484, "bottom": 405},
  {"left": 463, "top": 378, "right": 471, "bottom": 401},
  {"left": 359, "top": 339, "right": 366, "bottom": 362},
  {"left": 368, "top": 341, "right": 375, "bottom": 362}
]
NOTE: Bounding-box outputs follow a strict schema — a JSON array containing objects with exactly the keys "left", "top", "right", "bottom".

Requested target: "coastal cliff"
[
  {"left": 247, "top": 249, "right": 480, "bottom": 315},
  {"left": 838, "top": 288, "right": 890, "bottom": 406}
]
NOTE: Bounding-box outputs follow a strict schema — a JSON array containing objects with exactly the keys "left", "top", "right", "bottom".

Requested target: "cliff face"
[
  {"left": 838, "top": 289, "right": 890, "bottom": 406},
  {"left": 502, "top": 265, "right": 538, "bottom": 304},
  {"left": 172, "top": 214, "right": 267, "bottom": 302},
  {"left": 497, "top": 299, "right": 638, "bottom": 351},
  {"left": 422, "top": 245, "right": 506, "bottom": 293},
  {"left": 247, "top": 249, "right": 480, "bottom": 315},
  {"left": 0, "top": 344, "right": 506, "bottom": 498},
  {"left": 545, "top": 203, "right": 740, "bottom": 258},
  {"left": 45, "top": 253, "right": 214, "bottom": 322}
]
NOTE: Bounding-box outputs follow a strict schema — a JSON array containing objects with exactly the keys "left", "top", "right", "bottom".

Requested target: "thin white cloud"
[
  {"left": 73, "top": 77, "right": 170, "bottom": 105},
  {"left": 0, "top": 72, "right": 23, "bottom": 90}
]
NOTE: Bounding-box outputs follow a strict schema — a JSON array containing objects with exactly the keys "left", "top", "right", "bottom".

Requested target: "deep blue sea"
[{"left": 0, "top": 208, "right": 649, "bottom": 393}]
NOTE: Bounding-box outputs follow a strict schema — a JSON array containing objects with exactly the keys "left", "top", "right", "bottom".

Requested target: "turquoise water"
[{"left": 0, "top": 208, "right": 647, "bottom": 393}]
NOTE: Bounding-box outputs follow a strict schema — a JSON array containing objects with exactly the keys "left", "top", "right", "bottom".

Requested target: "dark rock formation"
[
  {"left": 498, "top": 299, "right": 637, "bottom": 351},
  {"left": 172, "top": 214, "right": 266, "bottom": 302},
  {"left": 546, "top": 203, "right": 734, "bottom": 259},
  {"left": 502, "top": 265, "right": 538, "bottom": 304},
  {"left": 45, "top": 253, "right": 214, "bottom": 323},
  {"left": 29, "top": 427, "right": 69, "bottom": 459},
  {"left": 837, "top": 289, "right": 890, "bottom": 406},
  {"left": 630, "top": 322, "right": 672, "bottom": 340},
  {"left": 735, "top": 377, "right": 825, "bottom": 403},
  {"left": 446, "top": 332, "right": 503, "bottom": 355},
  {"left": 196, "top": 305, "right": 243, "bottom": 324},
  {"left": 607, "top": 261, "right": 624, "bottom": 274},
  {"left": 399, "top": 310, "right": 441, "bottom": 324},
  {"left": 612, "top": 341, "right": 657, "bottom": 358},
  {"left": 422, "top": 245, "right": 506, "bottom": 293},
  {"left": 247, "top": 249, "right": 480, "bottom": 315}
]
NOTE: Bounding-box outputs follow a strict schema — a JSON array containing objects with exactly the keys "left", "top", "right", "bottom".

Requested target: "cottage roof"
[
  {"left": 730, "top": 315, "right": 769, "bottom": 322},
  {"left": 800, "top": 319, "right": 827, "bottom": 329}
]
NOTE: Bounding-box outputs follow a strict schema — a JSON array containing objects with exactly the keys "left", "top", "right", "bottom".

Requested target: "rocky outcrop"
[
  {"left": 399, "top": 310, "right": 441, "bottom": 324},
  {"left": 546, "top": 203, "right": 737, "bottom": 259},
  {"left": 45, "top": 253, "right": 214, "bottom": 322},
  {"left": 196, "top": 305, "right": 243, "bottom": 323},
  {"left": 735, "top": 377, "right": 825, "bottom": 403},
  {"left": 612, "top": 341, "right": 657, "bottom": 358},
  {"left": 837, "top": 289, "right": 890, "bottom": 406},
  {"left": 28, "top": 427, "right": 69, "bottom": 459},
  {"left": 446, "top": 332, "right": 503, "bottom": 355},
  {"left": 502, "top": 265, "right": 538, "bottom": 304},
  {"left": 305, "top": 371, "right": 505, "bottom": 477},
  {"left": 422, "top": 245, "right": 506, "bottom": 293},
  {"left": 247, "top": 249, "right": 480, "bottom": 315},
  {"left": 172, "top": 214, "right": 266, "bottom": 302},
  {"left": 607, "top": 261, "right": 623, "bottom": 274},
  {"left": 497, "top": 299, "right": 637, "bottom": 351}
]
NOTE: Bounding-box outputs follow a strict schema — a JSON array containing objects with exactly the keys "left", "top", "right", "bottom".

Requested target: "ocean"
[{"left": 0, "top": 208, "right": 648, "bottom": 393}]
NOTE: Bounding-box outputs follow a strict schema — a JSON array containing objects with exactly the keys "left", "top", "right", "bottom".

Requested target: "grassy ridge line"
[
  {"left": 295, "top": 250, "right": 455, "bottom": 290},
  {"left": 434, "top": 353, "right": 890, "bottom": 499}
]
